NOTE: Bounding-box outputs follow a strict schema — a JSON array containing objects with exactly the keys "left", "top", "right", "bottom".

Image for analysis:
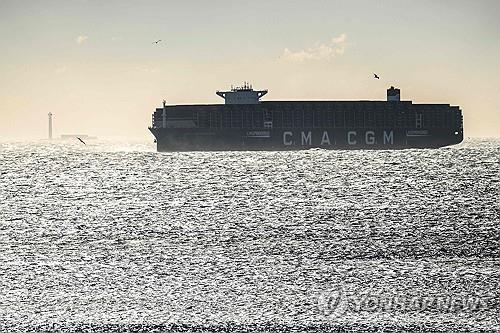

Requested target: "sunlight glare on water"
[{"left": 0, "top": 139, "right": 498, "bottom": 332}]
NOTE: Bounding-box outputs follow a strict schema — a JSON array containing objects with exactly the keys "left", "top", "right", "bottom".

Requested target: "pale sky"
[{"left": 1, "top": 0, "right": 499, "bottom": 140}]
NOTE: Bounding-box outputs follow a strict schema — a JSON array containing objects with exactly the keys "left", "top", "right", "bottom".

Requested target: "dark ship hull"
[
  {"left": 149, "top": 86, "right": 463, "bottom": 151},
  {"left": 150, "top": 127, "right": 462, "bottom": 151}
]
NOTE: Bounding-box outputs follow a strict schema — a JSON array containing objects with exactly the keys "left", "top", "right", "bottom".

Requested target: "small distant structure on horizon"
[
  {"left": 60, "top": 134, "right": 98, "bottom": 140},
  {"left": 48, "top": 112, "right": 53, "bottom": 140},
  {"left": 45, "top": 113, "right": 98, "bottom": 141}
]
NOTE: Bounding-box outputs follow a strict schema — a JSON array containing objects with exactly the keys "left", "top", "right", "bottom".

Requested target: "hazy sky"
[{"left": 1, "top": 0, "right": 499, "bottom": 140}]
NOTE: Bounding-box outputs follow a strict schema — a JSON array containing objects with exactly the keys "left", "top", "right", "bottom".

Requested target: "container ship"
[{"left": 149, "top": 84, "right": 463, "bottom": 151}]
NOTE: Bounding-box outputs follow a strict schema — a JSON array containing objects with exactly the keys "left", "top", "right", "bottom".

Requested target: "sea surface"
[{"left": 0, "top": 139, "right": 498, "bottom": 332}]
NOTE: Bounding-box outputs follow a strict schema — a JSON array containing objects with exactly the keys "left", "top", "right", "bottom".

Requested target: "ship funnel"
[{"left": 387, "top": 86, "right": 400, "bottom": 102}]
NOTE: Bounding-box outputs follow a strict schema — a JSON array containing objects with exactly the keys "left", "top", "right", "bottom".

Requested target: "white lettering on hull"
[
  {"left": 301, "top": 131, "right": 312, "bottom": 145},
  {"left": 282, "top": 130, "right": 395, "bottom": 146},
  {"left": 321, "top": 131, "right": 331, "bottom": 145},
  {"left": 348, "top": 131, "right": 357, "bottom": 145},
  {"left": 384, "top": 130, "right": 394, "bottom": 144},
  {"left": 366, "top": 131, "right": 375, "bottom": 145},
  {"left": 283, "top": 131, "right": 293, "bottom": 145}
]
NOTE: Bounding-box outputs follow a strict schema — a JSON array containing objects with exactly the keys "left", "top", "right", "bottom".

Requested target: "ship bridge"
[{"left": 216, "top": 82, "right": 268, "bottom": 104}]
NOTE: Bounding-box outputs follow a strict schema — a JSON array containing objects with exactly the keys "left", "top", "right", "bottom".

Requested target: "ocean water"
[{"left": 0, "top": 139, "right": 498, "bottom": 332}]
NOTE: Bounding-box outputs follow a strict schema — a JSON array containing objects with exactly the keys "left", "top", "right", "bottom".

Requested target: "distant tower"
[
  {"left": 162, "top": 100, "right": 167, "bottom": 128},
  {"left": 48, "top": 112, "right": 53, "bottom": 140},
  {"left": 387, "top": 86, "right": 401, "bottom": 102}
]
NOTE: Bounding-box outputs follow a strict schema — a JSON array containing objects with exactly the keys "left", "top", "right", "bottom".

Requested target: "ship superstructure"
[{"left": 149, "top": 85, "right": 463, "bottom": 151}]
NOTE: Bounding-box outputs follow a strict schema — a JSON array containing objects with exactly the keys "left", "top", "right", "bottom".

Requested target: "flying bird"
[
  {"left": 374, "top": 73, "right": 380, "bottom": 79},
  {"left": 76, "top": 137, "right": 86, "bottom": 145},
  {"left": 153, "top": 40, "right": 162, "bottom": 44}
]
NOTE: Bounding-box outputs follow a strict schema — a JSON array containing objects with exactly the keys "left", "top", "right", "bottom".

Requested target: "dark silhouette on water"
[
  {"left": 76, "top": 137, "right": 86, "bottom": 145},
  {"left": 374, "top": 73, "right": 380, "bottom": 79},
  {"left": 149, "top": 85, "right": 464, "bottom": 151},
  {"left": 153, "top": 40, "right": 162, "bottom": 44}
]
